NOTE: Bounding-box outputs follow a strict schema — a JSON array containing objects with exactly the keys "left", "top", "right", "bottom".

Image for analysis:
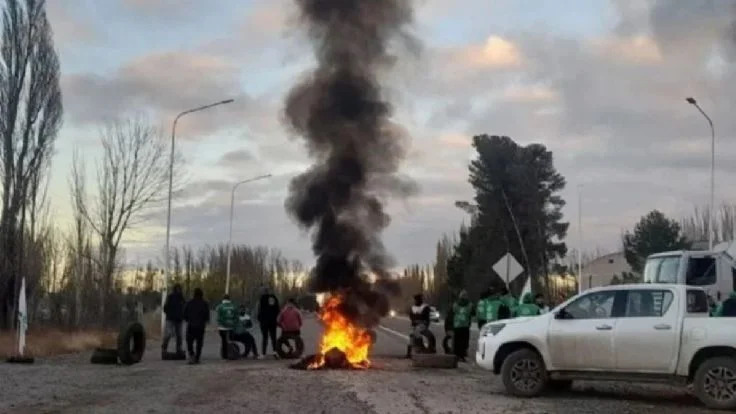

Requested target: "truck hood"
[{"left": 492, "top": 316, "right": 537, "bottom": 326}]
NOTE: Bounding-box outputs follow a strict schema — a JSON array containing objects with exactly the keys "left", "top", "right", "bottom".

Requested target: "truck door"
[
  {"left": 548, "top": 290, "right": 623, "bottom": 371},
  {"left": 613, "top": 288, "right": 679, "bottom": 373}
]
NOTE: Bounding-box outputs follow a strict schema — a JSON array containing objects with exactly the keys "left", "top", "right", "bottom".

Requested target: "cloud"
[
  {"left": 46, "top": 1, "right": 102, "bottom": 46},
  {"left": 454, "top": 35, "right": 523, "bottom": 70},
  {"left": 591, "top": 35, "right": 662, "bottom": 64},
  {"left": 61, "top": 51, "right": 255, "bottom": 138}
]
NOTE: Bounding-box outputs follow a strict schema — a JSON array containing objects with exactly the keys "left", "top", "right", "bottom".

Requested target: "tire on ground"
[
  {"left": 276, "top": 335, "right": 305, "bottom": 359},
  {"left": 226, "top": 342, "right": 240, "bottom": 360},
  {"left": 442, "top": 335, "right": 453, "bottom": 355},
  {"left": 500, "top": 348, "right": 548, "bottom": 398},
  {"left": 117, "top": 322, "right": 146, "bottom": 365},
  {"left": 694, "top": 356, "right": 736, "bottom": 410},
  {"left": 90, "top": 347, "right": 119, "bottom": 365},
  {"left": 231, "top": 339, "right": 252, "bottom": 358}
]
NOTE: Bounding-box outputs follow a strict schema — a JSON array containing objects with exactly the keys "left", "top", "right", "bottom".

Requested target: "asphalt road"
[{"left": 0, "top": 313, "right": 721, "bottom": 413}]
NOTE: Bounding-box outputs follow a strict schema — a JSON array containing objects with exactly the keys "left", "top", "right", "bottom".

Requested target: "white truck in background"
[
  {"left": 644, "top": 240, "right": 736, "bottom": 302},
  {"left": 476, "top": 284, "right": 736, "bottom": 410}
]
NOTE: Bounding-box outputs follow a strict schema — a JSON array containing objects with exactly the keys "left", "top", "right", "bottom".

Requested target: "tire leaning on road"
[
  {"left": 117, "top": 322, "right": 146, "bottom": 365},
  {"left": 693, "top": 356, "right": 736, "bottom": 410},
  {"left": 500, "top": 348, "right": 548, "bottom": 398},
  {"left": 276, "top": 335, "right": 305, "bottom": 359},
  {"left": 442, "top": 335, "right": 453, "bottom": 355}
]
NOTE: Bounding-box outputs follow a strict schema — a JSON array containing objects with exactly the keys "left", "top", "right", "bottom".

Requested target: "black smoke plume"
[{"left": 284, "top": 0, "right": 416, "bottom": 328}]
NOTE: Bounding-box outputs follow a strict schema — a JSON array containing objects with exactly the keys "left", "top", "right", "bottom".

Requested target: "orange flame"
[{"left": 309, "top": 295, "right": 372, "bottom": 369}]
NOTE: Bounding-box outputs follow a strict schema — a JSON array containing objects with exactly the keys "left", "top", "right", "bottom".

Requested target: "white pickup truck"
[{"left": 476, "top": 284, "right": 736, "bottom": 410}]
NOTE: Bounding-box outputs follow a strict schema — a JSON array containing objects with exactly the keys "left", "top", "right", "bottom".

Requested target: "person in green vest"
[
  {"left": 499, "top": 285, "right": 518, "bottom": 316},
  {"left": 476, "top": 289, "right": 490, "bottom": 330},
  {"left": 452, "top": 290, "right": 474, "bottom": 362},
  {"left": 514, "top": 292, "right": 542, "bottom": 317},
  {"left": 484, "top": 288, "right": 511, "bottom": 323},
  {"left": 215, "top": 294, "right": 237, "bottom": 359},
  {"left": 713, "top": 291, "right": 736, "bottom": 317}
]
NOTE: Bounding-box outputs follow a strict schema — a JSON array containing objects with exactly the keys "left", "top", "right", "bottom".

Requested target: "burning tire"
[
  {"left": 442, "top": 335, "right": 453, "bottom": 355},
  {"left": 276, "top": 335, "right": 305, "bottom": 359},
  {"left": 90, "top": 347, "right": 119, "bottom": 365},
  {"left": 117, "top": 322, "right": 146, "bottom": 365}
]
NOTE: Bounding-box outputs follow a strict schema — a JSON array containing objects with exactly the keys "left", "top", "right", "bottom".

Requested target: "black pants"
[
  {"left": 186, "top": 325, "right": 205, "bottom": 361},
  {"left": 219, "top": 330, "right": 231, "bottom": 359},
  {"left": 453, "top": 327, "right": 470, "bottom": 359},
  {"left": 162, "top": 320, "right": 183, "bottom": 352},
  {"left": 231, "top": 332, "right": 259, "bottom": 358},
  {"left": 260, "top": 323, "right": 277, "bottom": 355}
]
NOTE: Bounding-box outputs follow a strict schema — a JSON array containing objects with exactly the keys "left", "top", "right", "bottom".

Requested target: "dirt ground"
[{"left": 0, "top": 318, "right": 722, "bottom": 414}]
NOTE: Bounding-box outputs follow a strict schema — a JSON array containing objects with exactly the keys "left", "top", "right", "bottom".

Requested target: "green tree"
[
  {"left": 447, "top": 135, "right": 569, "bottom": 300},
  {"left": 623, "top": 210, "right": 690, "bottom": 273}
]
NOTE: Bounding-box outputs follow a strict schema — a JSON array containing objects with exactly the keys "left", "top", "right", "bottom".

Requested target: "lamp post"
[
  {"left": 577, "top": 184, "right": 583, "bottom": 293},
  {"left": 686, "top": 97, "right": 715, "bottom": 251},
  {"left": 161, "top": 99, "right": 234, "bottom": 333},
  {"left": 225, "top": 174, "right": 272, "bottom": 295}
]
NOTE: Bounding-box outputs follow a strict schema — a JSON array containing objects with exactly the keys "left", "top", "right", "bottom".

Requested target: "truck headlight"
[{"left": 480, "top": 323, "right": 506, "bottom": 337}]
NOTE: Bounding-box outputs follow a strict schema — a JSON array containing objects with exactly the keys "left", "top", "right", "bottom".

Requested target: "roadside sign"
[{"left": 492, "top": 252, "right": 524, "bottom": 284}]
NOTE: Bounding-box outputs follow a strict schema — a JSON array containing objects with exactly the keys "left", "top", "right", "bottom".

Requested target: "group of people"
[{"left": 161, "top": 284, "right": 303, "bottom": 364}]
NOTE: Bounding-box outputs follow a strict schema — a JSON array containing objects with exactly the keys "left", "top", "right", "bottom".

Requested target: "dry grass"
[
  {"left": 0, "top": 329, "right": 116, "bottom": 358},
  {"left": 0, "top": 310, "right": 165, "bottom": 358}
]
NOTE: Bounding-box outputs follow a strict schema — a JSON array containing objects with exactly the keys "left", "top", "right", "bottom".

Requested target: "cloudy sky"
[{"left": 44, "top": 0, "right": 736, "bottom": 269}]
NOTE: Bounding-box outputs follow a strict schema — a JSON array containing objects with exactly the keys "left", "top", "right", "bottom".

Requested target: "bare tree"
[
  {"left": 71, "top": 118, "right": 171, "bottom": 324},
  {"left": 0, "top": 0, "right": 63, "bottom": 329}
]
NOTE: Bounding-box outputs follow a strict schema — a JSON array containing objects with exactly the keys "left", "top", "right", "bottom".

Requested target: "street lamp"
[
  {"left": 686, "top": 97, "right": 715, "bottom": 251},
  {"left": 225, "top": 174, "right": 272, "bottom": 295},
  {"left": 161, "top": 99, "right": 234, "bottom": 333},
  {"left": 577, "top": 184, "right": 583, "bottom": 293}
]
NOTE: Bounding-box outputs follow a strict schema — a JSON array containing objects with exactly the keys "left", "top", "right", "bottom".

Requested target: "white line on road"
[
  {"left": 389, "top": 315, "right": 479, "bottom": 332},
  {"left": 378, "top": 324, "right": 409, "bottom": 341}
]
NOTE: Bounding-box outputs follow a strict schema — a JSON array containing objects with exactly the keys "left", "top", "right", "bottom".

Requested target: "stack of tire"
[{"left": 90, "top": 322, "right": 146, "bottom": 366}]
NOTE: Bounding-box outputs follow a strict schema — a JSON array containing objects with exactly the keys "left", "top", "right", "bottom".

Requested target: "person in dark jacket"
[
  {"left": 162, "top": 284, "right": 185, "bottom": 356},
  {"left": 183, "top": 288, "right": 210, "bottom": 364},
  {"left": 406, "top": 294, "right": 431, "bottom": 358},
  {"left": 452, "top": 290, "right": 474, "bottom": 362},
  {"left": 258, "top": 287, "right": 280, "bottom": 356}
]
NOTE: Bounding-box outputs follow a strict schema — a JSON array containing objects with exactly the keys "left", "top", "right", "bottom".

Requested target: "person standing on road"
[
  {"left": 216, "top": 294, "right": 237, "bottom": 359},
  {"left": 258, "top": 287, "right": 280, "bottom": 356},
  {"left": 183, "top": 288, "right": 210, "bottom": 364},
  {"left": 406, "top": 293, "right": 432, "bottom": 358},
  {"left": 713, "top": 291, "right": 736, "bottom": 317},
  {"left": 162, "top": 283, "right": 185, "bottom": 357},
  {"left": 232, "top": 305, "right": 259, "bottom": 359},
  {"left": 499, "top": 286, "right": 518, "bottom": 317},
  {"left": 483, "top": 288, "right": 511, "bottom": 323},
  {"left": 452, "top": 290, "right": 473, "bottom": 362},
  {"left": 476, "top": 289, "right": 490, "bottom": 330},
  {"left": 514, "top": 292, "right": 542, "bottom": 316},
  {"left": 278, "top": 298, "right": 303, "bottom": 337}
]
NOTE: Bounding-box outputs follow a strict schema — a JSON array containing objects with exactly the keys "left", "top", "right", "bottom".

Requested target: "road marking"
[
  {"left": 389, "top": 315, "right": 479, "bottom": 332},
  {"left": 378, "top": 325, "right": 409, "bottom": 341}
]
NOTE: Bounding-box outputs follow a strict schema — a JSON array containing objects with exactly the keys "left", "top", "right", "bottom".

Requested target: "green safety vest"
[
  {"left": 476, "top": 299, "right": 488, "bottom": 321},
  {"left": 453, "top": 302, "right": 472, "bottom": 328},
  {"left": 484, "top": 299, "right": 502, "bottom": 322},
  {"left": 515, "top": 303, "right": 541, "bottom": 317},
  {"left": 501, "top": 294, "right": 518, "bottom": 314}
]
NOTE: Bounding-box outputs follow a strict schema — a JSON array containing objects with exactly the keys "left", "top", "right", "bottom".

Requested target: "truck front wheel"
[
  {"left": 500, "top": 348, "right": 548, "bottom": 398},
  {"left": 694, "top": 356, "right": 736, "bottom": 410}
]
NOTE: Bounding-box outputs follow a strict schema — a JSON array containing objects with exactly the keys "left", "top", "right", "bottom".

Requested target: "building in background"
[{"left": 580, "top": 252, "right": 632, "bottom": 290}]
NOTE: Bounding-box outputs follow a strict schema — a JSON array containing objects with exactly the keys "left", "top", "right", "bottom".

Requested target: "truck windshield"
[{"left": 643, "top": 255, "right": 680, "bottom": 283}]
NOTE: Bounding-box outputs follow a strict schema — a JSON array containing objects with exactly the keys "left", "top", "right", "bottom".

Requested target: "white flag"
[
  {"left": 521, "top": 275, "right": 532, "bottom": 299},
  {"left": 17, "top": 277, "right": 27, "bottom": 357}
]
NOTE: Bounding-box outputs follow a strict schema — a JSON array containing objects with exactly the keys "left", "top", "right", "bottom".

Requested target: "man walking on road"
[
  {"left": 162, "top": 284, "right": 185, "bottom": 357},
  {"left": 258, "top": 287, "right": 280, "bottom": 356},
  {"left": 216, "top": 294, "right": 237, "bottom": 359},
  {"left": 452, "top": 290, "right": 473, "bottom": 362},
  {"left": 183, "top": 288, "right": 210, "bottom": 364}
]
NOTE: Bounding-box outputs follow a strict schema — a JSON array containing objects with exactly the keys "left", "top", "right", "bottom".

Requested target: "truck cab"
[{"left": 643, "top": 241, "right": 736, "bottom": 302}]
